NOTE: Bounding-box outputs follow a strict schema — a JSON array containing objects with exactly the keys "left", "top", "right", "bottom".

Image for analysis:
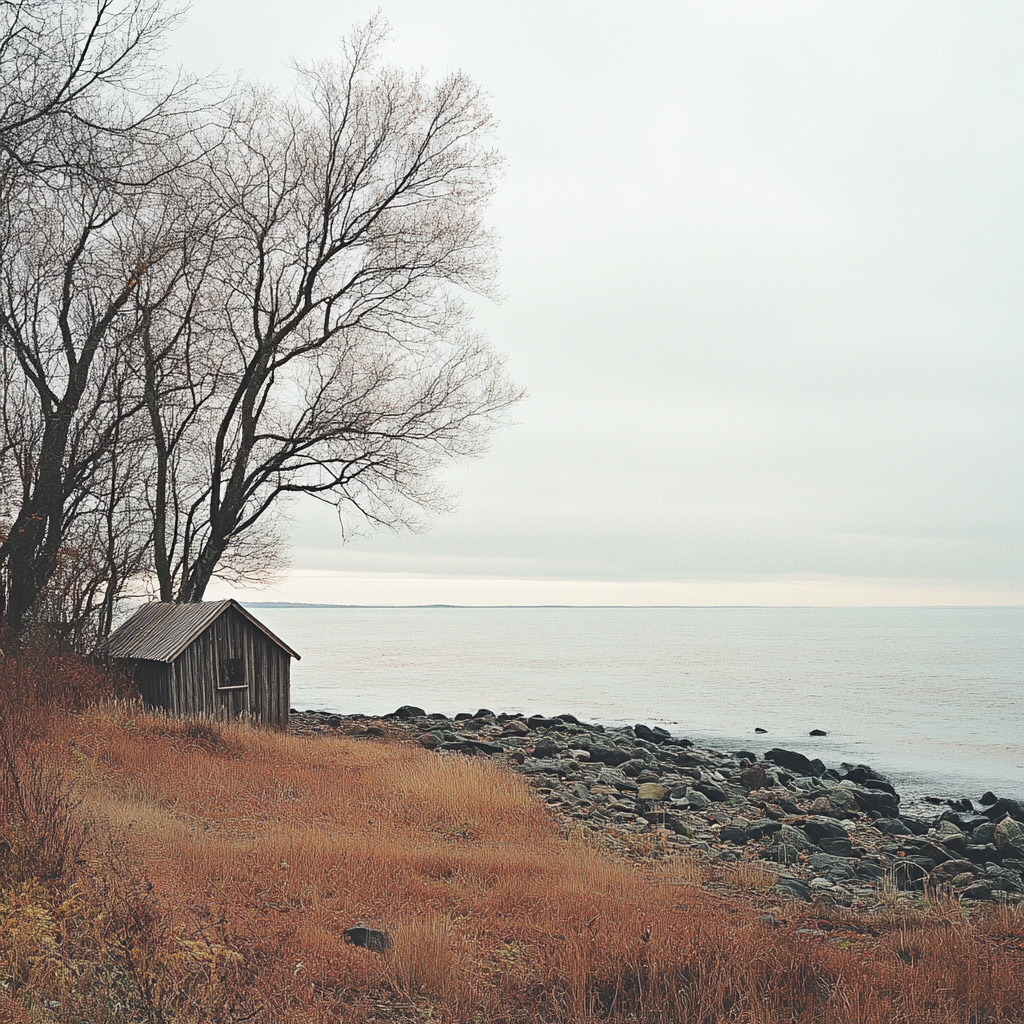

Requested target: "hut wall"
[
  {"left": 165, "top": 606, "right": 289, "bottom": 729},
  {"left": 133, "top": 659, "right": 172, "bottom": 710}
]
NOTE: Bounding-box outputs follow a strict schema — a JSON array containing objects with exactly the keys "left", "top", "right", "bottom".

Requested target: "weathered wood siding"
[
  {"left": 133, "top": 659, "right": 172, "bottom": 709},
  {"left": 130, "top": 606, "right": 290, "bottom": 729}
]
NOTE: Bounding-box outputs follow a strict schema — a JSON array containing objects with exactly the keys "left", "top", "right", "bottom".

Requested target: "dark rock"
[
  {"left": 732, "top": 749, "right": 758, "bottom": 762},
  {"left": 965, "top": 844, "right": 999, "bottom": 865},
  {"left": 754, "top": 727, "right": 767, "bottom": 734},
  {"left": 393, "top": 705, "right": 426, "bottom": 719},
  {"left": 856, "top": 861, "right": 886, "bottom": 881},
  {"left": 802, "top": 816, "right": 849, "bottom": 843},
  {"left": 719, "top": 826, "right": 749, "bottom": 845},
  {"left": 818, "top": 837, "right": 854, "bottom": 857},
  {"left": 840, "top": 765, "right": 897, "bottom": 797},
  {"left": 898, "top": 817, "right": 931, "bottom": 836},
  {"left": 473, "top": 708, "right": 495, "bottom": 719},
  {"left": 809, "top": 729, "right": 827, "bottom": 737},
  {"left": 531, "top": 737, "right": 562, "bottom": 759},
  {"left": 620, "top": 759, "right": 647, "bottom": 778},
  {"left": 695, "top": 782, "right": 728, "bottom": 803},
  {"left": 417, "top": 733, "right": 438, "bottom": 750},
  {"left": 763, "top": 748, "right": 824, "bottom": 778},
  {"left": 927, "top": 859, "right": 976, "bottom": 888},
  {"left": 634, "top": 723, "right": 668, "bottom": 744},
  {"left": 343, "top": 924, "right": 391, "bottom": 952},
  {"left": 502, "top": 719, "right": 531, "bottom": 737},
  {"left": 365, "top": 726, "right": 384, "bottom": 737},
  {"left": 760, "top": 844, "right": 800, "bottom": 865},
  {"left": 557, "top": 713, "right": 582, "bottom": 725},
  {"left": 454, "top": 712, "right": 472, "bottom": 721},
  {"left": 972, "top": 822, "right": 997, "bottom": 845},
  {"left": 938, "top": 810, "right": 989, "bottom": 833},
  {"left": 428, "top": 712, "right": 450, "bottom": 720},
  {"left": 326, "top": 715, "right": 342, "bottom": 728},
  {"left": 772, "top": 876, "right": 812, "bottom": 900},
  {"left": 875, "top": 818, "right": 912, "bottom": 837},
  {"left": 849, "top": 786, "right": 900, "bottom": 818},
  {"left": 745, "top": 820, "right": 782, "bottom": 842},
  {"left": 983, "top": 798, "right": 1024, "bottom": 824},
  {"left": 465, "top": 740, "right": 505, "bottom": 755},
  {"left": 960, "top": 881, "right": 994, "bottom": 901},
  {"left": 980, "top": 791, "right": 997, "bottom": 805},
  {"left": 983, "top": 865, "right": 1023, "bottom": 893},
  {"left": 587, "top": 744, "right": 632, "bottom": 768}
]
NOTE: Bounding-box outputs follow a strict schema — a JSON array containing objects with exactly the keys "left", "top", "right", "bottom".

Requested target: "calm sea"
[{"left": 247, "top": 605, "right": 1024, "bottom": 807}]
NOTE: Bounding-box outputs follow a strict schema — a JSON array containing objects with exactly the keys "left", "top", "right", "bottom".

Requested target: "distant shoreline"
[{"left": 242, "top": 602, "right": 1021, "bottom": 610}]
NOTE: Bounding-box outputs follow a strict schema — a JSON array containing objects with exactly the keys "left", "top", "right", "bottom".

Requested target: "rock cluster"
[{"left": 290, "top": 707, "right": 1024, "bottom": 907}]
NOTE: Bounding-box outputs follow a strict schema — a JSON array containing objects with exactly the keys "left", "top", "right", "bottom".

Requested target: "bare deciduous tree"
[
  {"left": 150, "top": 19, "right": 522, "bottom": 602},
  {"left": 0, "top": 0, "right": 194, "bottom": 182},
  {"left": 0, "top": 0, "right": 218, "bottom": 635},
  {"left": 0, "top": 11, "right": 522, "bottom": 634},
  {"left": 0, "top": 171, "right": 161, "bottom": 633}
]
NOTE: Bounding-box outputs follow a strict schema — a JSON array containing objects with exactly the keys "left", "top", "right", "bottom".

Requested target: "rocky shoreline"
[{"left": 289, "top": 705, "right": 1024, "bottom": 909}]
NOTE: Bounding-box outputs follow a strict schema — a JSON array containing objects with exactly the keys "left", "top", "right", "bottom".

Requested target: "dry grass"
[{"left": 1, "top": 653, "right": 1023, "bottom": 1022}]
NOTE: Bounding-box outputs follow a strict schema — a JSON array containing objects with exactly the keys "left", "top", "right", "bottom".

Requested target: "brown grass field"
[{"left": 1, "top": 651, "right": 1022, "bottom": 1023}]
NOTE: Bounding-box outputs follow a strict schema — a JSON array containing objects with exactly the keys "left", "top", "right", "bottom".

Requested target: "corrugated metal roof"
[{"left": 101, "top": 599, "right": 300, "bottom": 663}]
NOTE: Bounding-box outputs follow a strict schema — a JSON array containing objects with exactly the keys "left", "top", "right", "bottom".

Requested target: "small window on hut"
[{"left": 219, "top": 658, "right": 246, "bottom": 689}]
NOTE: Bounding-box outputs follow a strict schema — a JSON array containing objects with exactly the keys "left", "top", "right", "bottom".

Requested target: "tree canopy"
[{"left": 0, "top": 5, "right": 520, "bottom": 639}]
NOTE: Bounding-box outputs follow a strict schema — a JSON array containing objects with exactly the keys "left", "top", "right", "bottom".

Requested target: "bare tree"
[
  {"left": 0, "top": 0, "right": 219, "bottom": 635},
  {"left": 0, "top": 0, "right": 194, "bottom": 183},
  {"left": 149, "top": 19, "right": 522, "bottom": 602},
  {"left": 0, "top": 10, "right": 521, "bottom": 633},
  {"left": 0, "top": 171, "right": 154, "bottom": 633}
]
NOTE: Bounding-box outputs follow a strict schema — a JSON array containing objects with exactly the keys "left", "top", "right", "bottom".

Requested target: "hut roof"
[{"left": 101, "top": 599, "right": 300, "bottom": 663}]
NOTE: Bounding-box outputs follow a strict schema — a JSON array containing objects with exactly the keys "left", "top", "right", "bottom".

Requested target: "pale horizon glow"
[{"left": 206, "top": 570, "right": 1022, "bottom": 608}]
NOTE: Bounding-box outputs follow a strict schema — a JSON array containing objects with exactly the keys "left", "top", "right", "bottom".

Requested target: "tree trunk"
[{"left": 2, "top": 407, "right": 74, "bottom": 631}]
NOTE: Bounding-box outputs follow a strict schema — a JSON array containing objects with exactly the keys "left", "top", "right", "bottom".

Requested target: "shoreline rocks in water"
[{"left": 289, "top": 707, "right": 1024, "bottom": 908}]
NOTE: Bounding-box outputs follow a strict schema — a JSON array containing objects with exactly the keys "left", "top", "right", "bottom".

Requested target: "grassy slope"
[{"left": 1, "top": 659, "right": 1023, "bottom": 1023}]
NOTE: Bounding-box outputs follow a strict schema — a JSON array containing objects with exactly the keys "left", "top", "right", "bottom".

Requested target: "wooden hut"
[{"left": 102, "top": 600, "right": 299, "bottom": 728}]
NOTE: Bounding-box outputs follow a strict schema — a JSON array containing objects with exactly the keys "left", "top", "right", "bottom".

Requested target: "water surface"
[{"left": 249, "top": 605, "right": 1024, "bottom": 806}]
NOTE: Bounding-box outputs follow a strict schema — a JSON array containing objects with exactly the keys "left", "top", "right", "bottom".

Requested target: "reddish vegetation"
[{"left": 1, "top": 652, "right": 1022, "bottom": 1022}]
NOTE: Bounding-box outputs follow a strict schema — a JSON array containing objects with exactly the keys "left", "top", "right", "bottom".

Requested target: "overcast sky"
[{"left": 177, "top": 1, "right": 1023, "bottom": 606}]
